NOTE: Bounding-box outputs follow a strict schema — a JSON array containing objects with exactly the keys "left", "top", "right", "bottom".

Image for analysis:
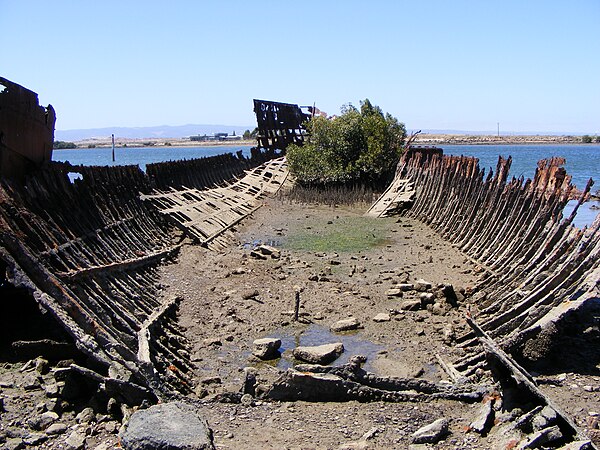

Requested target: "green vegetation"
[
  {"left": 287, "top": 99, "right": 406, "bottom": 184},
  {"left": 243, "top": 128, "right": 259, "bottom": 140},
  {"left": 284, "top": 214, "right": 395, "bottom": 253},
  {"left": 53, "top": 140, "right": 77, "bottom": 149},
  {"left": 582, "top": 135, "right": 593, "bottom": 143}
]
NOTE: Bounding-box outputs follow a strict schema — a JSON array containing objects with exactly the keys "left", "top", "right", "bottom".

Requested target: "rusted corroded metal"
[
  {"left": 253, "top": 99, "right": 311, "bottom": 152},
  {"left": 0, "top": 77, "right": 56, "bottom": 180}
]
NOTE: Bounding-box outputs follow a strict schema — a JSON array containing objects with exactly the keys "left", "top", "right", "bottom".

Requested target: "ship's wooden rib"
[
  {"left": 141, "top": 157, "right": 289, "bottom": 249},
  {"left": 0, "top": 151, "right": 280, "bottom": 402},
  {"left": 372, "top": 151, "right": 599, "bottom": 448}
]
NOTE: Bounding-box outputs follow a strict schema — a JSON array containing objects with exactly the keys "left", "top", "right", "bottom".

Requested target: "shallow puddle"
[{"left": 252, "top": 324, "right": 384, "bottom": 372}]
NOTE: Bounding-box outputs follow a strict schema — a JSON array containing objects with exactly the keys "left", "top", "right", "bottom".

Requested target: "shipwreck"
[{"left": 0, "top": 82, "right": 598, "bottom": 448}]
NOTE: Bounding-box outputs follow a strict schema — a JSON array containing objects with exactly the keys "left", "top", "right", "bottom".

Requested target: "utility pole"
[
  {"left": 111, "top": 134, "right": 115, "bottom": 162},
  {"left": 497, "top": 123, "right": 500, "bottom": 137}
]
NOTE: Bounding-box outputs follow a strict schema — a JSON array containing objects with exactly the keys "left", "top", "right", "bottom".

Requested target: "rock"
[
  {"left": 519, "top": 425, "right": 562, "bottom": 448},
  {"left": 249, "top": 250, "right": 267, "bottom": 260},
  {"left": 242, "top": 289, "right": 259, "bottom": 299},
  {"left": 373, "top": 313, "right": 391, "bottom": 322},
  {"left": 35, "top": 357, "right": 50, "bottom": 375},
  {"left": 23, "top": 433, "right": 47, "bottom": 446},
  {"left": 0, "top": 395, "right": 4, "bottom": 412},
  {"left": 532, "top": 406, "right": 558, "bottom": 431},
  {"left": 240, "top": 394, "right": 253, "bottom": 406},
  {"left": 385, "top": 288, "right": 403, "bottom": 297},
  {"left": 252, "top": 338, "right": 282, "bottom": 360},
  {"left": 555, "top": 441, "right": 594, "bottom": 450},
  {"left": 45, "top": 423, "right": 68, "bottom": 435},
  {"left": 419, "top": 292, "right": 435, "bottom": 306},
  {"left": 76, "top": 407, "right": 96, "bottom": 423},
  {"left": 331, "top": 317, "right": 361, "bottom": 332},
  {"left": 43, "top": 382, "right": 60, "bottom": 398},
  {"left": 28, "top": 411, "right": 59, "bottom": 430},
  {"left": 121, "top": 402, "right": 214, "bottom": 450},
  {"left": 4, "top": 437, "right": 24, "bottom": 450},
  {"left": 21, "top": 373, "right": 41, "bottom": 390},
  {"left": 442, "top": 324, "right": 455, "bottom": 344},
  {"left": 412, "top": 418, "right": 449, "bottom": 444},
  {"left": 292, "top": 343, "right": 344, "bottom": 365},
  {"left": 231, "top": 267, "right": 246, "bottom": 275},
  {"left": 431, "top": 302, "right": 450, "bottom": 316},
  {"left": 470, "top": 399, "right": 494, "bottom": 433},
  {"left": 256, "top": 244, "right": 281, "bottom": 259},
  {"left": 399, "top": 299, "right": 421, "bottom": 311},
  {"left": 200, "top": 376, "right": 221, "bottom": 385},
  {"left": 202, "top": 338, "right": 222, "bottom": 347},
  {"left": 414, "top": 279, "right": 432, "bottom": 292},
  {"left": 64, "top": 429, "right": 87, "bottom": 450},
  {"left": 396, "top": 283, "right": 414, "bottom": 291}
]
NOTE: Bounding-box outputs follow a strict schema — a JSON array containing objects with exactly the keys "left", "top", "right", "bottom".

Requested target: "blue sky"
[{"left": 1, "top": 1, "right": 599, "bottom": 133}]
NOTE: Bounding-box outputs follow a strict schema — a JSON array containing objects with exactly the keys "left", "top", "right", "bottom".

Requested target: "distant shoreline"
[{"left": 63, "top": 134, "right": 594, "bottom": 150}]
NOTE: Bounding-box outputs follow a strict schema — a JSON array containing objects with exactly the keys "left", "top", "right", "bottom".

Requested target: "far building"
[{"left": 189, "top": 132, "right": 242, "bottom": 142}]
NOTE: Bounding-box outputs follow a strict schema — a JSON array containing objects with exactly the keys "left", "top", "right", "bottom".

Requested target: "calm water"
[
  {"left": 443, "top": 144, "right": 600, "bottom": 228},
  {"left": 53, "top": 145, "right": 253, "bottom": 171},
  {"left": 52, "top": 143, "right": 599, "bottom": 227}
]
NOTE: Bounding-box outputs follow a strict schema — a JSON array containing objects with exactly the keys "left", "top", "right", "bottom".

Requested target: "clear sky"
[{"left": 1, "top": 0, "right": 599, "bottom": 133}]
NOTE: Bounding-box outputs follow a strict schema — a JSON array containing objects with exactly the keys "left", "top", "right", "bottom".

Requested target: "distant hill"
[{"left": 55, "top": 124, "right": 255, "bottom": 141}]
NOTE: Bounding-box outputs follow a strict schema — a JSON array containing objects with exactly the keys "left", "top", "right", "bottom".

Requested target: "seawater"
[
  {"left": 52, "top": 143, "right": 599, "bottom": 227},
  {"left": 443, "top": 144, "right": 600, "bottom": 228},
  {"left": 53, "top": 145, "right": 253, "bottom": 171}
]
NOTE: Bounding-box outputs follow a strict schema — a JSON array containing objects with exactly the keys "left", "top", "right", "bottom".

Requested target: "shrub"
[{"left": 287, "top": 99, "right": 406, "bottom": 184}]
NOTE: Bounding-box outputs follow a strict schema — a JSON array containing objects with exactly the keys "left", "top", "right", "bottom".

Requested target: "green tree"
[
  {"left": 243, "top": 129, "right": 251, "bottom": 140},
  {"left": 582, "top": 135, "right": 592, "bottom": 143},
  {"left": 287, "top": 99, "right": 406, "bottom": 184},
  {"left": 53, "top": 141, "right": 77, "bottom": 149}
]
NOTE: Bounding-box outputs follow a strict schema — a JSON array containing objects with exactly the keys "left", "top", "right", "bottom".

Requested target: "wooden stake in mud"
[
  {"left": 294, "top": 285, "right": 301, "bottom": 322},
  {"left": 112, "top": 134, "right": 115, "bottom": 162}
]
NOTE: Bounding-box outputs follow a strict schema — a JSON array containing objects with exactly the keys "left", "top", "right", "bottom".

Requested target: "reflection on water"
[{"left": 255, "top": 324, "right": 384, "bottom": 372}]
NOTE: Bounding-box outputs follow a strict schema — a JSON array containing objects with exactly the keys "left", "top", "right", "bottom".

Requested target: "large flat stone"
[
  {"left": 121, "top": 402, "right": 214, "bottom": 450},
  {"left": 330, "top": 317, "right": 361, "bottom": 332},
  {"left": 292, "top": 343, "right": 344, "bottom": 365}
]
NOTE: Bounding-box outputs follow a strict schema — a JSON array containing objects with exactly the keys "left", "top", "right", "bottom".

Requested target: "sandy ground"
[
  {"left": 158, "top": 199, "right": 498, "bottom": 449},
  {"left": 1, "top": 196, "right": 598, "bottom": 449}
]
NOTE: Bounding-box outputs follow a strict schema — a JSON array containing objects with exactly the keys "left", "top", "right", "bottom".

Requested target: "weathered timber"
[
  {"left": 370, "top": 149, "right": 599, "bottom": 447},
  {"left": 142, "top": 157, "right": 289, "bottom": 249},
  {"left": 253, "top": 99, "right": 310, "bottom": 153},
  {"left": 466, "top": 316, "right": 587, "bottom": 443},
  {"left": 266, "top": 356, "right": 489, "bottom": 403}
]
